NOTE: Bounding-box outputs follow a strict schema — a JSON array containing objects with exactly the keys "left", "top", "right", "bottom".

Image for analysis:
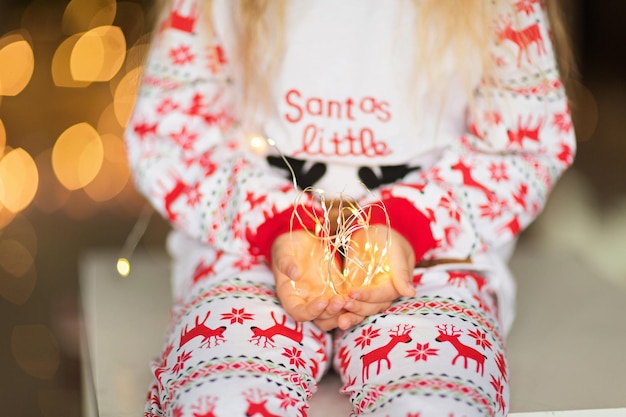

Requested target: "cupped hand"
[
  {"left": 340, "top": 226, "right": 416, "bottom": 320},
  {"left": 272, "top": 230, "right": 351, "bottom": 330}
]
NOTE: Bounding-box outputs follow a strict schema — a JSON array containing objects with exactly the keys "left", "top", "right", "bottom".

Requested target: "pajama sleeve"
[
  {"left": 366, "top": 1, "right": 576, "bottom": 262},
  {"left": 125, "top": 0, "right": 317, "bottom": 259}
]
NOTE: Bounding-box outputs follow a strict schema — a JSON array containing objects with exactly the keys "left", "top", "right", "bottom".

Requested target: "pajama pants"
[{"left": 145, "top": 234, "right": 510, "bottom": 417}]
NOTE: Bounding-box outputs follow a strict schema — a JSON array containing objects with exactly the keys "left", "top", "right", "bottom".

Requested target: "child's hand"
[
  {"left": 272, "top": 230, "right": 349, "bottom": 330},
  {"left": 340, "top": 227, "right": 416, "bottom": 324}
]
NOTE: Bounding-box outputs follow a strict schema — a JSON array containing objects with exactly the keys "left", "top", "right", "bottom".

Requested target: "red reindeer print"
[
  {"left": 557, "top": 142, "right": 574, "bottom": 165},
  {"left": 246, "top": 191, "right": 267, "bottom": 209},
  {"left": 190, "top": 395, "right": 218, "bottom": 417},
  {"left": 249, "top": 312, "right": 304, "bottom": 348},
  {"left": 496, "top": 15, "right": 546, "bottom": 67},
  {"left": 507, "top": 116, "right": 544, "bottom": 147},
  {"left": 192, "top": 253, "right": 224, "bottom": 283},
  {"left": 451, "top": 160, "right": 495, "bottom": 200},
  {"left": 180, "top": 311, "right": 227, "bottom": 349},
  {"left": 243, "top": 389, "right": 282, "bottom": 417},
  {"left": 133, "top": 120, "right": 158, "bottom": 140},
  {"left": 435, "top": 324, "right": 486, "bottom": 376},
  {"left": 498, "top": 215, "right": 521, "bottom": 237},
  {"left": 360, "top": 324, "right": 414, "bottom": 382},
  {"left": 515, "top": 0, "right": 542, "bottom": 15},
  {"left": 446, "top": 271, "right": 487, "bottom": 292},
  {"left": 512, "top": 182, "right": 529, "bottom": 209},
  {"left": 159, "top": 0, "right": 199, "bottom": 34},
  {"left": 159, "top": 173, "right": 193, "bottom": 222}
]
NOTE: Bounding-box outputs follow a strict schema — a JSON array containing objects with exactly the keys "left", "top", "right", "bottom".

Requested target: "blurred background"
[{"left": 0, "top": 0, "right": 624, "bottom": 416}]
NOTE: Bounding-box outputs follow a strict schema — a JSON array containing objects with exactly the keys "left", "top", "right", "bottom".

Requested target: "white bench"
[{"left": 80, "top": 246, "right": 626, "bottom": 417}]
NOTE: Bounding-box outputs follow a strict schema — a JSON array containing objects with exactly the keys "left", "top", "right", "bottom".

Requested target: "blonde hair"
[{"left": 154, "top": 0, "right": 574, "bottom": 114}]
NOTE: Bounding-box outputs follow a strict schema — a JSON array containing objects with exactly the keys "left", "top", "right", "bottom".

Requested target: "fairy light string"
[{"left": 265, "top": 136, "right": 392, "bottom": 296}]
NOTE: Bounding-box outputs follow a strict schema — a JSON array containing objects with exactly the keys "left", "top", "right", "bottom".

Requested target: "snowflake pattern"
[
  {"left": 488, "top": 162, "right": 509, "bottom": 182},
  {"left": 277, "top": 390, "right": 298, "bottom": 410},
  {"left": 553, "top": 109, "right": 573, "bottom": 134},
  {"left": 169, "top": 44, "right": 195, "bottom": 65},
  {"left": 220, "top": 307, "right": 254, "bottom": 325},
  {"left": 405, "top": 342, "right": 439, "bottom": 362},
  {"left": 169, "top": 125, "right": 198, "bottom": 151},
  {"left": 354, "top": 326, "right": 381, "bottom": 350},
  {"left": 479, "top": 197, "right": 509, "bottom": 221},
  {"left": 467, "top": 329, "right": 493, "bottom": 350},
  {"left": 491, "top": 374, "right": 507, "bottom": 413},
  {"left": 282, "top": 347, "right": 306, "bottom": 369}
]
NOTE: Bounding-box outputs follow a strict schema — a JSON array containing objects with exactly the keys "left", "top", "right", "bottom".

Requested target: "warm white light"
[
  {"left": 249, "top": 135, "right": 268, "bottom": 153},
  {"left": 116, "top": 257, "right": 130, "bottom": 277}
]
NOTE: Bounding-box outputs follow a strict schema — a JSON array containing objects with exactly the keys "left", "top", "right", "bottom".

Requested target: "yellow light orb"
[
  {"left": 0, "top": 118, "right": 5, "bottom": 155},
  {"left": 0, "top": 36, "right": 35, "bottom": 96},
  {"left": 113, "top": 67, "right": 142, "bottom": 128},
  {"left": 70, "top": 25, "right": 126, "bottom": 82},
  {"left": 52, "top": 123, "right": 103, "bottom": 190},
  {"left": 0, "top": 148, "right": 39, "bottom": 213},
  {"left": 116, "top": 257, "right": 130, "bottom": 277},
  {"left": 51, "top": 34, "right": 91, "bottom": 88},
  {"left": 84, "top": 134, "right": 130, "bottom": 202}
]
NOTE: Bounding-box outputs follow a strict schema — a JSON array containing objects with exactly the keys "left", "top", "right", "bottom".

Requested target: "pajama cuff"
[{"left": 368, "top": 197, "right": 437, "bottom": 263}]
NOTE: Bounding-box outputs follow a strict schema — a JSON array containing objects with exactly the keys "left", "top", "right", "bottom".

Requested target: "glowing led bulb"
[
  {"left": 116, "top": 257, "right": 130, "bottom": 277},
  {"left": 249, "top": 135, "right": 267, "bottom": 153}
]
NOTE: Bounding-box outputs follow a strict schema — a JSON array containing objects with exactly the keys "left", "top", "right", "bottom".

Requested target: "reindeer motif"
[
  {"left": 243, "top": 389, "right": 281, "bottom": 417},
  {"left": 495, "top": 15, "right": 546, "bottom": 67},
  {"left": 157, "top": 173, "right": 194, "bottom": 222},
  {"left": 360, "top": 324, "right": 414, "bottom": 382},
  {"left": 447, "top": 271, "right": 487, "bottom": 291},
  {"left": 435, "top": 324, "right": 486, "bottom": 376},
  {"left": 159, "top": 0, "right": 199, "bottom": 34},
  {"left": 249, "top": 311, "right": 304, "bottom": 348},
  {"left": 507, "top": 115, "right": 544, "bottom": 147},
  {"left": 192, "top": 252, "right": 224, "bottom": 283},
  {"left": 451, "top": 160, "right": 495, "bottom": 200},
  {"left": 179, "top": 312, "right": 227, "bottom": 349},
  {"left": 190, "top": 395, "right": 218, "bottom": 417}
]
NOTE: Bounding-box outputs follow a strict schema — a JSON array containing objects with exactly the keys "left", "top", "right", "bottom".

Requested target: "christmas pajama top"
[{"left": 125, "top": 0, "right": 577, "bottom": 334}]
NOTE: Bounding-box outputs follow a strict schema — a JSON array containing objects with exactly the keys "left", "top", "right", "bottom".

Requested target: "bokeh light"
[
  {"left": 0, "top": 147, "right": 39, "bottom": 213},
  {"left": 0, "top": 34, "right": 35, "bottom": 96},
  {"left": 11, "top": 325, "right": 60, "bottom": 379},
  {"left": 52, "top": 123, "right": 104, "bottom": 190},
  {"left": 62, "top": 0, "right": 117, "bottom": 35},
  {"left": 71, "top": 25, "right": 126, "bottom": 82},
  {"left": 84, "top": 133, "right": 130, "bottom": 202},
  {"left": 51, "top": 34, "right": 92, "bottom": 88},
  {"left": 113, "top": 66, "right": 142, "bottom": 128},
  {"left": 0, "top": 118, "right": 5, "bottom": 155}
]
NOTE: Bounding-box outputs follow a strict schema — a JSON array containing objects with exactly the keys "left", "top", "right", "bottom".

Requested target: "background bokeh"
[{"left": 0, "top": 1, "right": 624, "bottom": 416}]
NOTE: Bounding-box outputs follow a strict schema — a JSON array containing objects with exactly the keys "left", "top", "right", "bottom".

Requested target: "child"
[{"left": 125, "top": 1, "right": 575, "bottom": 415}]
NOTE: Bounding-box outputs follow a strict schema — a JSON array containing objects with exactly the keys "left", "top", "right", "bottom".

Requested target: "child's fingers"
[
  {"left": 343, "top": 298, "right": 392, "bottom": 317},
  {"left": 337, "top": 312, "right": 366, "bottom": 330},
  {"left": 348, "top": 281, "right": 398, "bottom": 304},
  {"left": 282, "top": 294, "right": 329, "bottom": 322}
]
